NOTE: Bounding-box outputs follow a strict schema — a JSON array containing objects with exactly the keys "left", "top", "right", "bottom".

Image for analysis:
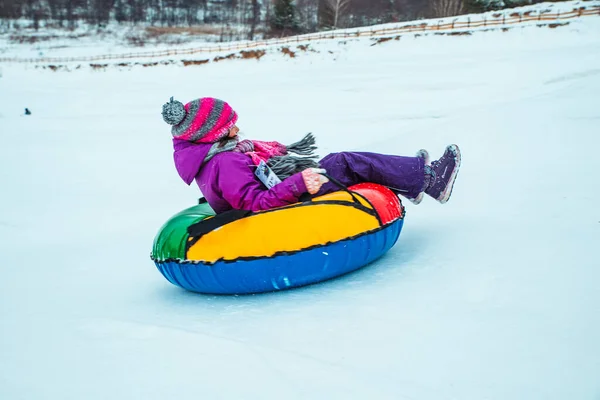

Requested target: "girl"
[{"left": 162, "top": 97, "right": 461, "bottom": 214}]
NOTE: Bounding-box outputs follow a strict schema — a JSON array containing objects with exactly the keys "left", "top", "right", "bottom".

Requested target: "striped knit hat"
[{"left": 162, "top": 97, "right": 238, "bottom": 143}]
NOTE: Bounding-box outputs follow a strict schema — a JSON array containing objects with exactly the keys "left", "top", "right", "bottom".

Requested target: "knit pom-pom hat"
[{"left": 162, "top": 97, "right": 238, "bottom": 143}]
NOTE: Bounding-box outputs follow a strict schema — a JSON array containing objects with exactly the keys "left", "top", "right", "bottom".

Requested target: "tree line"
[{"left": 0, "top": 0, "right": 566, "bottom": 39}]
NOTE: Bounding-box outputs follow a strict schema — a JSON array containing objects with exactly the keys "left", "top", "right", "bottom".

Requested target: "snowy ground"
[{"left": 1, "top": 12, "right": 600, "bottom": 400}]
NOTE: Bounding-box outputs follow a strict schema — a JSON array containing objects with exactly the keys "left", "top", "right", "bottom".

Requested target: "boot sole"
[
  {"left": 408, "top": 192, "right": 424, "bottom": 205},
  {"left": 437, "top": 144, "right": 461, "bottom": 204}
]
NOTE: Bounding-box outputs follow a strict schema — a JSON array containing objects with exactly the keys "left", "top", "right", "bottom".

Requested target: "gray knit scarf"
[{"left": 203, "top": 133, "right": 320, "bottom": 180}]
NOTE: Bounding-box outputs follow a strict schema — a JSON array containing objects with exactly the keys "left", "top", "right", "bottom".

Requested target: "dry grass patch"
[
  {"left": 371, "top": 37, "right": 394, "bottom": 46},
  {"left": 90, "top": 63, "right": 108, "bottom": 70},
  {"left": 144, "top": 25, "right": 222, "bottom": 38},
  {"left": 182, "top": 59, "right": 210, "bottom": 66},
  {"left": 547, "top": 22, "right": 569, "bottom": 28},
  {"left": 281, "top": 47, "right": 295, "bottom": 57},
  {"left": 9, "top": 33, "right": 87, "bottom": 44},
  {"left": 239, "top": 50, "right": 266, "bottom": 59},
  {"left": 9, "top": 34, "right": 59, "bottom": 44},
  {"left": 214, "top": 53, "right": 236, "bottom": 62}
]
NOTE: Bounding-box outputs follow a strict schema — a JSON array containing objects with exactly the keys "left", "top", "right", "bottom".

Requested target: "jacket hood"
[{"left": 172, "top": 138, "right": 212, "bottom": 185}]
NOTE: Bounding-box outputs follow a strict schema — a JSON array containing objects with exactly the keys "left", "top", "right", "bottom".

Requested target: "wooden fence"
[{"left": 1, "top": 5, "right": 599, "bottom": 64}]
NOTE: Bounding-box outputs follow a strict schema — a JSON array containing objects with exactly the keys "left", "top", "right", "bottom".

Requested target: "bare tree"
[
  {"left": 318, "top": 0, "right": 349, "bottom": 29},
  {"left": 248, "top": 0, "right": 260, "bottom": 40},
  {"left": 429, "top": 0, "right": 464, "bottom": 18},
  {"left": 23, "top": 0, "right": 44, "bottom": 29},
  {"left": 326, "top": 0, "right": 352, "bottom": 29}
]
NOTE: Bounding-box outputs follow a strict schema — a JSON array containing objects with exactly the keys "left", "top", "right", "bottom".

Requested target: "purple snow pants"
[{"left": 318, "top": 152, "right": 425, "bottom": 200}]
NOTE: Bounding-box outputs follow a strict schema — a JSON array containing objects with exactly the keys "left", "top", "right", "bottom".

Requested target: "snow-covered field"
[{"left": 1, "top": 10, "right": 600, "bottom": 400}]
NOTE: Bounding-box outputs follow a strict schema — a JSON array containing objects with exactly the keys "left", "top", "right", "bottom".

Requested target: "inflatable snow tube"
[{"left": 151, "top": 183, "right": 405, "bottom": 294}]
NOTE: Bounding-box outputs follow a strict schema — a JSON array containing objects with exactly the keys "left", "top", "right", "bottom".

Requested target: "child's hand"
[{"left": 302, "top": 168, "right": 329, "bottom": 194}]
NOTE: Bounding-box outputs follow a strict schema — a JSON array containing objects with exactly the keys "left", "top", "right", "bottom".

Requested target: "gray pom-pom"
[{"left": 162, "top": 97, "right": 186, "bottom": 126}]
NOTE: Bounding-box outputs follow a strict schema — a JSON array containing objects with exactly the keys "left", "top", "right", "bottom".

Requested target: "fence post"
[
  {"left": 483, "top": 17, "right": 487, "bottom": 27},
  {"left": 467, "top": 17, "right": 470, "bottom": 28},
  {"left": 502, "top": 13, "right": 505, "bottom": 25}
]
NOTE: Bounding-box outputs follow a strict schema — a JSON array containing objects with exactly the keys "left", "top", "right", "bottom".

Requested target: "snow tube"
[{"left": 151, "top": 183, "right": 405, "bottom": 294}]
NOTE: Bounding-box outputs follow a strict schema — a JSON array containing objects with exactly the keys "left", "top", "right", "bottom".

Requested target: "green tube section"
[{"left": 151, "top": 203, "right": 216, "bottom": 262}]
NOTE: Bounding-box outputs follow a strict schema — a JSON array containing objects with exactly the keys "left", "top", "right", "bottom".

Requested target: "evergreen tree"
[
  {"left": 114, "top": 0, "right": 127, "bottom": 22},
  {"left": 271, "top": 0, "right": 300, "bottom": 32}
]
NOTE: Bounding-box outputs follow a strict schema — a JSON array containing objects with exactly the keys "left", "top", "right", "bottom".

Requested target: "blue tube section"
[{"left": 155, "top": 219, "right": 403, "bottom": 294}]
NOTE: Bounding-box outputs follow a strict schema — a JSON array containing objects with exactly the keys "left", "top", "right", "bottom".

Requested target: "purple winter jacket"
[{"left": 172, "top": 139, "right": 308, "bottom": 213}]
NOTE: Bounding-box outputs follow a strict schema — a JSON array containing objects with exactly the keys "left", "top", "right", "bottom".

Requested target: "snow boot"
[{"left": 424, "top": 144, "right": 461, "bottom": 204}]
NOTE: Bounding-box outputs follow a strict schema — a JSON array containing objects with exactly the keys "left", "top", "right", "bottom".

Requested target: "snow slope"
[{"left": 1, "top": 11, "right": 599, "bottom": 400}]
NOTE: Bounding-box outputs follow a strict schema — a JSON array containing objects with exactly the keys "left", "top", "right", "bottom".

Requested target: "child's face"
[{"left": 228, "top": 126, "right": 240, "bottom": 138}]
